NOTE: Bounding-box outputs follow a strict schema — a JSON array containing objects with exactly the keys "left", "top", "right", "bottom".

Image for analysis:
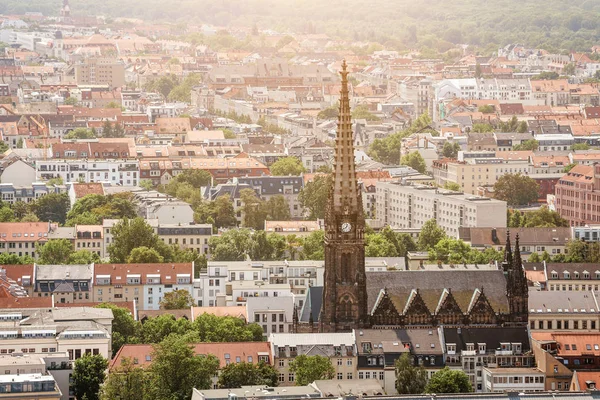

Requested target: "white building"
[
  {"left": 483, "top": 367, "right": 545, "bottom": 392},
  {"left": 375, "top": 181, "right": 507, "bottom": 237},
  {"left": 36, "top": 159, "right": 139, "bottom": 186}
]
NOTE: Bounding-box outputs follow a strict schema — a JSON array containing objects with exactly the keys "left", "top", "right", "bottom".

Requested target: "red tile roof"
[
  {"left": 0, "top": 297, "right": 52, "bottom": 309},
  {"left": 109, "top": 342, "right": 272, "bottom": 371},
  {"left": 72, "top": 183, "right": 105, "bottom": 199},
  {"left": 0, "top": 223, "right": 54, "bottom": 243}
]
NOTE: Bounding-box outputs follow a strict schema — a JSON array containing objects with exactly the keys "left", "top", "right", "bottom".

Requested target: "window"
[
  {"left": 288, "top": 373, "right": 294, "bottom": 382},
  {"left": 278, "top": 374, "right": 285, "bottom": 382},
  {"left": 279, "top": 359, "right": 285, "bottom": 367},
  {"left": 337, "top": 373, "right": 343, "bottom": 380},
  {"left": 347, "top": 373, "right": 353, "bottom": 380}
]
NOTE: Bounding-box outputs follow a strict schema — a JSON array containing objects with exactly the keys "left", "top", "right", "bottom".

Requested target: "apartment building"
[
  {"left": 442, "top": 327, "right": 533, "bottom": 392},
  {"left": 93, "top": 263, "right": 193, "bottom": 310},
  {"left": 535, "top": 134, "right": 574, "bottom": 152},
  {"left": 0, "top": 374, "right": 62, "bottom": 399},
  {"left": 555, "top": 165, "right": 599, "bottom": 226},
  {"left": 111, "top": 342, "right": 272, "bottom": 389},
  {"left": 532, "top": 332, "right": 600, "bottom": 370},
  {"left": 546, "top": 263, "right": 600, "bottom": 292},
  {"left": 247, "top": 296, "right": 295, "bottom": 337},
  {"left": 483, "top": 368, "right": 545, "bottom": 392},
  {"left": 36, "top": 159, "right": 139, "bottom": 186},
  {"left": 34, "top": 264, "right": 93, "bottom": 304},
  {"left": 74, "top": 58, "right": 125, "bottom": 88},
  {"left": 355, "top": 329, "right": 443, "bottom": 394},
  {"left": 238, "top": 176, "right": 304, "bottom": 219},
  {"left": 529, "top": 290, "right": 600, "bottom": 332},
  {"left": 157, "top": 223, "right": 212, "bottom": 255},
  {"left": 0, "top": 183, "right": 65, "bottom": 204},
  {"left": 375, "top": 181, "right": 507, "bottom": 237},
  {"left": 458, "top": 227, "right": 571, "bottom": 260},
  {"left": 0, "top": 352, "right": 72, "bottom": 400},
  {"left": 269, "top": 332, "right": 357, "bottom": 386},
  {"left": 0, "top": 222, "right": 56, "bottom": 259},
  {"left": 0, "top": 307, "right": 112, "bottom": 361},
  {"left": 74, "top": 225, "right": 103, "bottom": 257},
  {"left": 197, "top": 261, "right": 324, "bottom": 309}
]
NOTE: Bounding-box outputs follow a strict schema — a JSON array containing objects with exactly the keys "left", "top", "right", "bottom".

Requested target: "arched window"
[{"left": 339, "top": 295, "right": 353, "bottom": 320}]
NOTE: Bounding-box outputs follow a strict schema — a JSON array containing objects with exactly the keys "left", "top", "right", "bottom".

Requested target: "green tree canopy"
[
  {"left": 100, "top": 357, "right": 149, "bottom": 400},
  {"left": 108, "top": 218, "right": 174, "bottom": 263},
  {"left": 418, "top": 219, "right": 446, "bottom": 251},
  {"left": 72, "top": 354, "right": 108, "bottom": 400},
  {"left": 400, "top": 151, "right": 427, "bottom": 173},
  {"left": 127, "top": 246, "right": 165, "bottom": 263},
  {"left": 299, "top": 230, "right": 325, "bottom": 260},
  {"left": 240, "top": 188, "right": 268, "bottom": 230},
  {"left": 352, "top": 104, "right": 380, "bottom": 121},
  {"left": 193, "top": 313, "right": 263, "bottom": 342},
  {"left": 265, "top": 195, "right": 291, "bottom": 221},
  {"left": 218, "top": 361, "right": 278, "bottom": 388},
  {"left": 395, "top": 353, "right": 427, "bottom": 394},
  {"left": 299, "top": 174, "right": 331, "bottom": 219},
  {"left": 96, "top": 303, "right": 140, "bottom": 356},
  {"left": 270, "top": 156, "right": 307, "bottom": 176},
  {"left": 425, "top": 367, "right": 472, "bottom": 393},
  {"left": 442, "top": 141, "right": 461, "bottom": 158},
  {"left": 32, "top": 193, "right": 69, "bottom": 224},
  {"left": 289, "top": 355, "right": 335, "bottom": 386},
  {"left": 37, "top": 239, "right": 73, "bottom": 264},
  {"left": 160, "top": 289, "right": 194, "bottom": 310},
  {"left": 493, "top": 173, "right": 539, "bottom": 206},
  {"left": 148, "top": 334, "right": 220, "bottom": 399},
  {"left": 65, "top": 127, "right": 96, "bottom": 140},
  {"left": 513, "top": 139, "right": 538, "bottom": 151}
]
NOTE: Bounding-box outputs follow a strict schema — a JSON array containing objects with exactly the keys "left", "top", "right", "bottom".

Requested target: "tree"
[
  {"left": 564, "top": 163, "right": 577, "bottom": 172},
  {"left": 209, "top": 229, "right": 252, "bottom": 261},
  {"left": 218, "top": 361, "right": 278, "bottom": 388},
  {"left": 266, "top": 195, "right": 291, "bottom": 221},
  {"left": 32, "top": 193, "right": 69, "bottom": 224},
  {"left": 425, "top": 367, "right": 472, "bottom": 393},
  {"left": 128, "top": 246, "right": 165, "bottom": 263},
  {"left": 528, "top": 252, "right": 541, "bottom": 262},
  {"left": 442, "top": 141, "right": 461, "bottom": 158},
  {"left": 300, "top": 230, "right": 325, "bottom": 260},
  {"left": 400, "top": 151, "right": 427, "bottom": 174},
  {"left": 37, "top": 239, "right": 73, "bottom": 264},
  {"left": 471, "top": 123, "right": 494, "bottom": 133},
  {"left": 68, "top": 250, "right": 101, "bottom": 264},
  {"left": 140, "top": 179, "right": 154, "bottom": 190},
  {"left": 96, "top": 303, "right": 139, "bottom": 356},
  {"left": 270, "top": 156, "right": 306, "bottom": 176},
  {"left": 64, "top": 96, "right": 78, "bottom": 106},
  {"left": 137, "top": 315, "right": 192, "bottom": 344},
  {"left": 352, "top": 104, "right": 380, "bottom": 121},
  {"left": 478, "top": 105, "right": 494, "bottom": 114},
  {"left": 317, "top": 104, "right": 339, "bottom": 120},
  {"left": 160, "top": 289, "right": 194, "bottom": 310},
  {"left": 418, "top": 219, "right": 446, "bottom": 251},
  {"left": 72, "top": 353, "right": 108, "bottom": 400},
  {"left": 572, "top": 142, "right": 591, "bottom": 150},
  {"left": 532, "top": 71, "right": 560, "bottom": 80},
  {"left": 167, "top": 169, "right": 212, "bottom": 191},
  {"left": 493, "top": 173, "right": 539, "bottom": 206},
  {"left": 429, "top": 237, "right": 472, "bottom": 264},
  {"left": 0, "top": 141, "right": 8, "bottom": 154},
  {"left": 100, "top": 357, "right": 149, "bottom": 400},
  {"left": 0, "top": 253, "right": 34, "bottom": 264},
  {"left": 193, "top": 313, "right": 263, "bottom": 342},
  {"left": 240, "top": 188, "right": 268, "bottom": 230},
  {"left": 105, "top": 101, "right": 122, "bottom": 109},
  {"left": 365, "top": 234, "right": 399, "bottom": 257},
  {"left": 508, "top": 207, "right": 568, "bottom": 228},
  {"left": 444, "top": 182, "right": 461, "bottom": 191},
  {"left": 513, "top": 139, "right": 538, "bottom": 151},
  {"left": 109, "top": 218, "right": 170, "bottom": 263},
  {"left": 395, "top": 353, "right": 427, "bottom": 394},
  {"left": 299, "top": 174, "right": 332, "bottom": 219},
  {"left": 289, "top": 355, "right": 335, "bottom": 386},
  {"left": 148, "top": 334, "right": 220, "bottom": 399},
  {"left": 64, "top": 127, "right": 96, "bottom": 139},
  {"left": 563, "top": 63, "right": 576, "bottom": 76}
]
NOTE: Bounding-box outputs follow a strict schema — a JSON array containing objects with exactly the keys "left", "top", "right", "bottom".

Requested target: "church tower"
[
  {"left": 61, "top": 0, "right": 71, "bottom": 18},
  {"left": 506, "top": 233, "right": 529, "bottom": 324},
  {"left": 321, "top": 60, "right": 368, "bottom": 332}
]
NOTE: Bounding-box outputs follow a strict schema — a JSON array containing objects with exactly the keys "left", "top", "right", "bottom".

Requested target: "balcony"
[
  {"left": 462, "top": 350, "right": 477, "bottom": 356},
  {"left": 495, "top": 350, "right": 514, "bottom": 356},
  {"left": 47, "top": 362, "right": 72, "bottom": 370}
]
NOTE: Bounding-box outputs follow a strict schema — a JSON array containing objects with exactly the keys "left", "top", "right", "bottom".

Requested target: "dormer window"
[
  {"left": 551, "top": 271, "right": 558, "bottom": 279},
  {"left": 564, "top": 271, "right": 570, "bottom": 279}
]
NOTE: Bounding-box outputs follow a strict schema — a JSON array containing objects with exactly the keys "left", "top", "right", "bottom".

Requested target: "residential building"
[
  {"left": 555, "top": 165, "right": 599, "bottom": 226},
  {"left": 482, "top": 367, "right": 545, "bottom": 392},
  {"left": 247, "top": 296, "right": 295, "bottom": 337},
  {"left": 264, "top": 220, "right": 321, "bottom": 236},
  {"left": 0, "top": 374, "right": 62, "bottom": 399},
  {"left": 458, "top": 227, "right": 571, "bottom": 260},
  {"left": 375, "top": 181, "right": 507, "bottom": 236},
  {"left": 442, "top": 327, "right": 534, "bottom": 392},
  {"left": 36, "top": 159, "right": 139, "bottom": 186},
  {"left": 192, "top": 385, "right": 320, "bottom": 400},
  {"left": 74, "top": 225, "right": 103, "bottom": 257},
  {"left": 34, "top": 264, "right": 93, "bottom": 304},
  {"left": 0, "top": 222, "right": 56, "bottom": 259},
  {"left": 111, "top": 342, "right": 272, "bottom": 389},
  {"left": 571, "top": 371, "right": 600, "bottom": 391},
  {"left": 74, "top": 58, "right": 125, "bottom": 88},
  {"left": 529, "top": 290, "right": 600, "bottom": 332},
  {"left": 494, "top": 132, "right": 534, "bottom": 151},
  {"left": 0, "top": 307, "right": 113, "bottom": 361},
  {"left": 0, "top": 183, "right": 65, "bottom": 204},
  {"left": 355, "top": 329, "right": 443, "bottom": 394},
  {"left": 269, "top": 332, "right": 357, "bottom": 386},
  {"left": 238, "top": 176, "right": 304, "bottom": 219},
  {"left": 532, "top": 332, "right": 600, "bottom": 370},
  {"left": 535, "top": 134, "right": 574, "bottom": 152},
  {"left": 93, "top": 263, "right": 193, "bottom": 310},
  {"left": 531, "top": 336, "right": 573, "bottom": 391},
  {"left": 0, "top": 159, "right": 37, "bottom": 187},
  {"left": 545, "top": 263, "right": 600, "bottom": 292},
  {"left": 157, "top": 223, "right": 213, "bottom": 255}
]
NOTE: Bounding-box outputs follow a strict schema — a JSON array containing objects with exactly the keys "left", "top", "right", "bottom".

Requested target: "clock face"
[{"left": 341, "top": 222, "right": 352, "bottom": 233}]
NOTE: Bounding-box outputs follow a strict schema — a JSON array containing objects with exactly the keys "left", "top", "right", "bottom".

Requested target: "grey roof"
[
  {"left": 192, "top": 385, "right": 321, "bottom": 400},
  {"left": 356, "top": 329, "right": 412, "bottom": 354},
  {"left": 443, "top": 327, "right": 531, "bottom": 352},
  {"left": 459, "top": 227, "right": 572, "bottom": 247},
  {"left": 238, "top": 176, "right": 303, "bottom": 196},
  {"left": 528, "top": 290, "right": 600, "bottom": 314},
  {"left": 366, "top": 270, "right": 510, "bottom": 314},
  {"left": 300, "top": 286, "right": 322, "bottom": 323},
  {"left": 35, "top": 264, "right": 93, "bottom": 281},
  {"left": 312, "top": 379, "right": 384, "bottom": 397},
  {"left": 51, "top": 307, "right": 113, "bottom": 321}
]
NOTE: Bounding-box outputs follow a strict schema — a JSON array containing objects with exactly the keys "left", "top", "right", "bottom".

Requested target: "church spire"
[
  {"left": 331, "top": 59, "right": 360, "bottom": 213},
  {"left": 503, "top": 230, "right": 513, "bottom": 272},
  {"left": 513, "top": 233, "right": 522, "bottom": 272}
]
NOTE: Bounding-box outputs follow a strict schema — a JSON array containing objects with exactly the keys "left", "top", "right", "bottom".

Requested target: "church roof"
[{"left": 366, "top": 270, "right": 510, "bottom": 315}]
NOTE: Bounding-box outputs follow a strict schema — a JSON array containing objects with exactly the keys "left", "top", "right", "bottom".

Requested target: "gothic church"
[{"left": 295, "top": 61, "right": 528, "bottom": 333}]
